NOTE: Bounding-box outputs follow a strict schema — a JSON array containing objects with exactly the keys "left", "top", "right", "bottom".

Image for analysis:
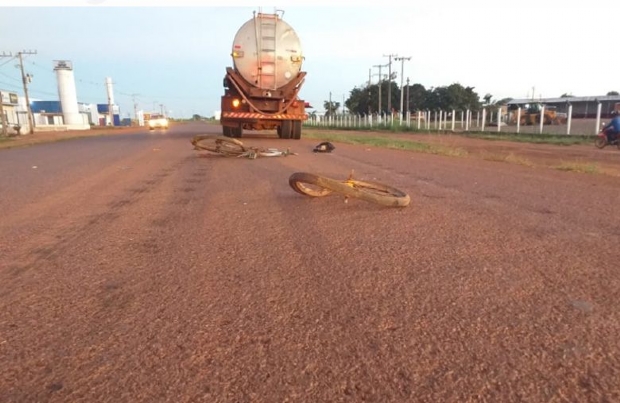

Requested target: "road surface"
[{"left": 1, "top": 122, "right": 619, "bottom": 402}]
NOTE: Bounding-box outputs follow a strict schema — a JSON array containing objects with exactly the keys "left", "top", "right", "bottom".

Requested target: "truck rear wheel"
[
  {"left": 280, "top": 120, "right": 292, "bottom": 139},
  {"left": 222, "top": 126, "right": 232, "bottom": 137},
  {"left": 292, "top": 120, "right": 302, "bottom": 139},
  {"left": 232, "top": 126, "right": 243, "bottom": 138}
]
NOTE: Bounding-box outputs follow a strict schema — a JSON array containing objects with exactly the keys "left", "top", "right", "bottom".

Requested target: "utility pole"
[
  {"left": 105, "top": 78, "right": 114, "bottom": 126},
  {"left": 367, "top": 68, "right": 372, "bottom": 115},
  {"left": 160, "top": 103, "right": 164, "bottom": 117},
  {"left": 329, "top": 91, "right": 332, "bottom": 116},
  {"left": 395, "top": 56, "right": 411, "bottom": 119},
  {"left": 373, "top": 63, "right": 388, "bottom": 114},
  {"left": 131, "top": 93, "right": 139, "bottom": 125},
  {"left": 383, "top": 53, "right": 397, "bottom": 115},
  {"left": 17, "top": 50, "right": 37, "bottom": 134},
  {"left": 406, "top": 77, "right": 410, "bottom": 114}
]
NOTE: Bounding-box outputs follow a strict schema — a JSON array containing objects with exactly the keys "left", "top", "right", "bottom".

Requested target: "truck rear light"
[{"left": 232, "top": 99, "right": 240, "bottom": 108}]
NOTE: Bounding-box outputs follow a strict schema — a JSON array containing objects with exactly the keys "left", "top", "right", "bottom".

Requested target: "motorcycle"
[{"left": 595, "top": 123, "right": 620, "bottom": 149}]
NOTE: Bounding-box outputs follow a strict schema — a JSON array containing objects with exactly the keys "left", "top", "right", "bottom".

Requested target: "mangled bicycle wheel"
[
  {"left": 289, "top": 172, "right": 410, "bottom": 207},
  {"left": 191, "top": 135, "right": 246, "bottom": 156}
]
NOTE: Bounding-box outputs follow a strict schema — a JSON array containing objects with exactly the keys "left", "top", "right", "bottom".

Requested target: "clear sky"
[{"left": 0, "top": 0, "right": 616, "bottom": 118}]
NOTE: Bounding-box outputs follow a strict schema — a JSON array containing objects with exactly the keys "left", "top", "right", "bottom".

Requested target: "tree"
[
  {"left": 323, "top": 100, "right": 340, "bottom": 117},
  {"left": 425, "top": 84, "right": 481, "bottom": 111},
  {"left": 607, "top": 91, "right": 619, "bottom": 96},
  {"left": 383, "top": 81, "right": 401, "bottom": 114},
  {"left": 345, "top": 81, "right": 401, "bottom": 115},
  {"left": 560, "top": 93, "right": 574, "bottom": 98},
  {"left": 346, "top": 86, "right": 373, "bottom": 116},
  {"left": 483, "top": 93, "right": 493, "bottom": 105},
  {"left": 344, "top": 81, "right": 482, "bottom": 115},
  {"left": 403, "top": 83, "right": 427, "bottom": 112}
]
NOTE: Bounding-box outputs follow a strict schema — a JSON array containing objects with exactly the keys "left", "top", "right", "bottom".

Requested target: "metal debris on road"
[{"left": 313, "top": 141, "right": 335, "bottom": 153}]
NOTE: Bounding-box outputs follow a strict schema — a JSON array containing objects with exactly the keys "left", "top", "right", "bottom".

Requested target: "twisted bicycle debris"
[
  {"left": 191, "top": 135, "right": 298, "bottom": 159},
  {"left": 289, "top": 170, "right": 410, "bottom": 207}
]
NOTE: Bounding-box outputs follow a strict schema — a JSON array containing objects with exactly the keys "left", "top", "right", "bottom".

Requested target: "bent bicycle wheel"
[
  {"left": 288, "top": 172, "right": 333, "bottom": 197},
  {"left": 289, "top": 172, "right": 410, "bottom": 207},
  {"left": 191, "top": 135, "right": 246, "bottom": 156}
]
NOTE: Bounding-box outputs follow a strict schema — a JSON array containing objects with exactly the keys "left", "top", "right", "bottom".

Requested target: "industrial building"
[
  {"left": 29, "top": 100, "right": 120, "bottom": 127},
  {"left": 507, "top": 95, "right": 620, "bottom": 119},
  {"left": 1, "top": 60, "right": 132, "bottom": 134},
  {"left": 0, "top": 90, "right": 24, "bottom": 134}
]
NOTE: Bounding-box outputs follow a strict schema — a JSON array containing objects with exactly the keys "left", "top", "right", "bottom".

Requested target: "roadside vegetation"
[
  {"left": 304, "top": 125, "right": 593, "bottom": 146},
  {"left": 554, "top": 162, "right": 601, "bottom": 174},
  {"left": 304, "top": 130, "right": 615, "bottom": 177},
  {"left": 303, "top": 131, "right": 467, "bottom": 158}
]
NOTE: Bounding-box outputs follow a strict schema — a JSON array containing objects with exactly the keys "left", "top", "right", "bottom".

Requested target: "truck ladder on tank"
[{"left": 257, "top": 13, "right": 278, "bottom": 91}]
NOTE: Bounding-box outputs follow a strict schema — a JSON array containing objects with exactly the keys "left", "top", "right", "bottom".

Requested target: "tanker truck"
[{"left": 220, "top": 10, "right": 308, "bottom": 139}]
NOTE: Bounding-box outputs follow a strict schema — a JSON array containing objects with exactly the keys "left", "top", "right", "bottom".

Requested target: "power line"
[
  {"left": 0, "top": 71, "right": 21, "bottom": 83},
  {"left": 28, "top": 61, "right": 54, "bottom": 74},
  {"left": 75, "top": 77, "right": 102, "bottom": 87},
  {"left": 0, "top": 80, "right": 22, "bottom": 90},
  {"left": 28, "top": 89, "right": 58, "bottom": 97},
  {"left": 0, "top": 56, "right": 16, "bottom": 68}
]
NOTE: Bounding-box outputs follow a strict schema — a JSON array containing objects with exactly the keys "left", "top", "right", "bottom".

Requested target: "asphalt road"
[{"left": 1, "top": 122, "right": 619, "bottom": 402}]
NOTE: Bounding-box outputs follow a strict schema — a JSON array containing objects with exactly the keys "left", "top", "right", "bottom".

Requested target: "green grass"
[
  {"left": 305, "top": 131, "right": 612, "bottom": 176},
  {"left": 481, "top": 152, "right": 535, "bottom": 167},
  {"left": 304, "top": 131, "right": 468, "bottom": 157},
  {"left": 554, "top": 161, "right": 601, "bottom": 174},
  {"left": 303, "top": 124, "right": 595, "bottom": 146},
  {"left": 466, "top": 132, "right": 592, "bottom": 146}
]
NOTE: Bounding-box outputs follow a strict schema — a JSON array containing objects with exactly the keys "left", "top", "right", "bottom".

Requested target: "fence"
[{"left": 304, "top": 107, "right": 607, "bottom": 136}]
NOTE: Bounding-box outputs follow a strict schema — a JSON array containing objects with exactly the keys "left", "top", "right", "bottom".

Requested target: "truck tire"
[
  {"left": 232, "top": 126, "right": 243, "bottom": 138},
  {"left": 222, "top": 126, "right": 232, "bottom": 137},
  {"left": 292, "top": 120, "right": 302, "bottom": 139},
  {"left": 280, "top": 120, "right": 292, "bottom": 139}
]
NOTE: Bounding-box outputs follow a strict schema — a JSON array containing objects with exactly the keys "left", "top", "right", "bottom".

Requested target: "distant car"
[{"left": 148, "top": 115, "right": 169, "bottom": 130}]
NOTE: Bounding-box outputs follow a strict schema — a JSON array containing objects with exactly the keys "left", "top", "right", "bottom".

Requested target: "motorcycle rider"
[{"left": 602, "top": 110, "right": 620, "bottom": 144}]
